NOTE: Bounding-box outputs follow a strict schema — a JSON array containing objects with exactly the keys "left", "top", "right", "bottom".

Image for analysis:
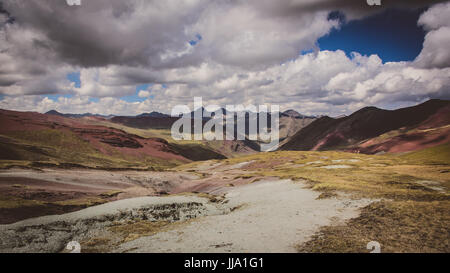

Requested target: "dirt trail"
[
  {"left": 118, "top": 179, "right": 372, "bottom": 253},
  {"left": 0, "top": 161, "right": 375, "bottom": 253},
  {"left": 0, "top": 177, "right": 373, "bottom": 253}
]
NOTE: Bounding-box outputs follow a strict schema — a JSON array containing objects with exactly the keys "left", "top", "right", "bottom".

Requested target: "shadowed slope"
[{"left": 281, "top": 99, "right": 450, "bottom": 153}]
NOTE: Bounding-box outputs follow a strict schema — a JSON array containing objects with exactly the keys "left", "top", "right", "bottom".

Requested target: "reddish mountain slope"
[
  {"left": 358, "top": 104, "right": 450, "bottom": 154},
  {"left": 0, "top": 109, "right": 189, "bottom": 167},
  {"left": 281, "top": 99, "right": 450, "bottom": 153}
]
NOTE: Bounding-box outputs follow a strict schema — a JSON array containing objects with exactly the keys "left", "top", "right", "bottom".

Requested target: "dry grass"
[
  {"left": 183, "top": 144, "right": 449, "bottom": 252},
  {"left": 109, "top": 220, "right": 173, "bottom": 243},
  {"left": 80, "top": 219, "right": 195, "bottom": 252},
  {"left": 298, "top": 200, "right": 450, "bottom": 253},
  {"left": 53, "top": 197, "right": 107, "bottom": 207},
  {"left": 80, "top": 237, "right": 113, "bottom": 253},
  {"left": 0, "top": 195, "right": 43, "bottom": 209},
  {"left": 214, "top": 146, "right": 449, "bottom": 201},
  {"left": 99, "top": 190, "right": 123, "bottom": 198}
]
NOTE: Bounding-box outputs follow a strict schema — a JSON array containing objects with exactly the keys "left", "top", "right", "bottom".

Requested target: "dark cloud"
[
  {"left": 0, "top": 1, "right": 14, "bottom": 26},
  {"left": 262, "top": 0, "right": 448, "bottom": 19},
  {"left": 1, "top": 0, "right": 199, "bottom": 67},
  {"left": 1, "top": 0, "right": 448, "bottom": 69}
]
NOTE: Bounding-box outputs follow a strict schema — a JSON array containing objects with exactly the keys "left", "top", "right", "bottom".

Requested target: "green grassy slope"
[{"left": 0, "top": 129, "right": 181, "bottom": 170}]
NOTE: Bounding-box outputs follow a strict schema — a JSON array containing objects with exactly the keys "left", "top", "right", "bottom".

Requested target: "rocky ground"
[
  {"left": 0, "top": 168, "right": 198, "bottom": 224},
  {"left": 0, "top": 160, "right": 374, "bottom": 253},
  {"left": 1, "top": 148, "right": 447, "bottom": 253}
]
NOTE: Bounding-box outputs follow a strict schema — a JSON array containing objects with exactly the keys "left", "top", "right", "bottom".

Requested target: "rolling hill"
[
  {"left": 281, "top": 99, "right": 450, "bottom": 154},
  {"left": 0, "top": 109, "right": 226, "bottom": 170}
]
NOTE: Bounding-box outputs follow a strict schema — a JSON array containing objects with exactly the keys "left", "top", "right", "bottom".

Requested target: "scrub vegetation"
[{"left": 179, "top": 144, "right": 449, "bottom": 252}]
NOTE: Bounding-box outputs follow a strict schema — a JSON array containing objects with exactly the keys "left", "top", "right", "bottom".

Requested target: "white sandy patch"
[
  {"left": 306, "top": 161, "right": 323, "bottom": 165},
  {"left": 332, "top": 159, "right": 361, "bottom": 163},
  {"left": 223, "top": 161, "right": 255, "bottom": 170},
  {"left": 415, "top": 180, "right": 445, "bottom": 192},
  {"left": 117, "top": 180, "right": 372, "bottom": 253},
  {"left": 348, "top": 159, "right": 361, "bottom": 163},
  {"left": 321, "top": 165, "right": 352, "bottom": 169}
]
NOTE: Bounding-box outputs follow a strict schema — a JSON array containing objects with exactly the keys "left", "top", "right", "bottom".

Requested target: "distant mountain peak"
[
  {"left": 282, "top": 109, "right": 301, "bottom": 118},
  {"left": 45, "top": 110, "right": 114, "bottom": 119},
  {"left": 281, "top": 109, "right": 315, "bottom": 119},
  {"left": 137, "top": 111, "right": 170, "bottom": 118},
  {"left": 45, "top": 110, "right": 62, "bottom": 115}
]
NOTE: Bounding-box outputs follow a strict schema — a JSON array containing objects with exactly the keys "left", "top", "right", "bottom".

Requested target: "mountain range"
[
  {"left": 45, "top": 110, "right": 115, "bottom": 119},
  {"left": 281, "top": 99, "right": 450, "bottom": 154},
  {"left": 1, "top": 99, "right": 447, "bottom": 171}
]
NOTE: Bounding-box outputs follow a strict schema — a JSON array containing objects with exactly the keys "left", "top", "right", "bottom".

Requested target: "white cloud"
[
  {"left": 1, "top": 48, "right": 449, "bottom": 117},
  {"left": 415, "top": 26, "right": 450, "bottom": 68},
  {"left": 417, "top": 1, "right": 450, "bottom": 30},
  {"left": 138, "top": 90, "right": 150, "bottom": 98},
  {"left": 415, "top": 2, "right": 450, "bottom": 68},
  {"left": 190, "top": 2, "right": 338, "bottom": 68},
  {"left": 0, "top": 95, "right": 167, "bottom": 116},
  {"left": 0, "top": 1, "right": 449, "bottom": 117}
]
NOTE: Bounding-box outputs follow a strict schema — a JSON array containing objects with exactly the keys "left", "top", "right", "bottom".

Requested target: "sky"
[
  {"left": 319, "top": 8, "right": 427, "bottom": 62},
  {"left": 0, "top": 0, "right": 449, "bottom": 116}
]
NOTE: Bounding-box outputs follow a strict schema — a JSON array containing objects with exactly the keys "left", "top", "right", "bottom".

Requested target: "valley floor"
[
  {"left": 116, "top": 179, "right": 372, "bottom": 253},
  {"left": 0, "top": 176, "right": 372, "bottom": 253},
  {"left": 0, "top": 145, "right": 449, "bottom": 253}
]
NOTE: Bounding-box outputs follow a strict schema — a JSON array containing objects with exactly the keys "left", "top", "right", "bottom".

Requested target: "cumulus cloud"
[
  {"left": 0, "top": 0, "right": 340, "bottom": 96},
  {"left": 0, "top": 95, "right": 165, "bottom": 116},
  {"left": 3, "top": 49, "right": 448, "bottom": 117},
  {"left": 0, "top": 0, "right": 449, "bottom": 116},
  {"left": 146, "top": 50, "right": 450, "bottom": 115},
  {"left": 0, "top": 0, "right": 338, "bottom": 70},
  {"left": 415, "top": 1, "right": 450, "bottom": 68},
  {"left": 138, "top": 90, "right": 150, "bottom": 98}
]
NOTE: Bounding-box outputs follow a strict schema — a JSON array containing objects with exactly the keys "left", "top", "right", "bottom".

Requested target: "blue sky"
[
  {"left": 66, "top": 72, "right": 81, "bottom": 88},
  {"left": 121, "top": 84, "right": 153, "bottom": 103},
  {"left": 319, "top": 8, "right": 427, "bottom": 62}
]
